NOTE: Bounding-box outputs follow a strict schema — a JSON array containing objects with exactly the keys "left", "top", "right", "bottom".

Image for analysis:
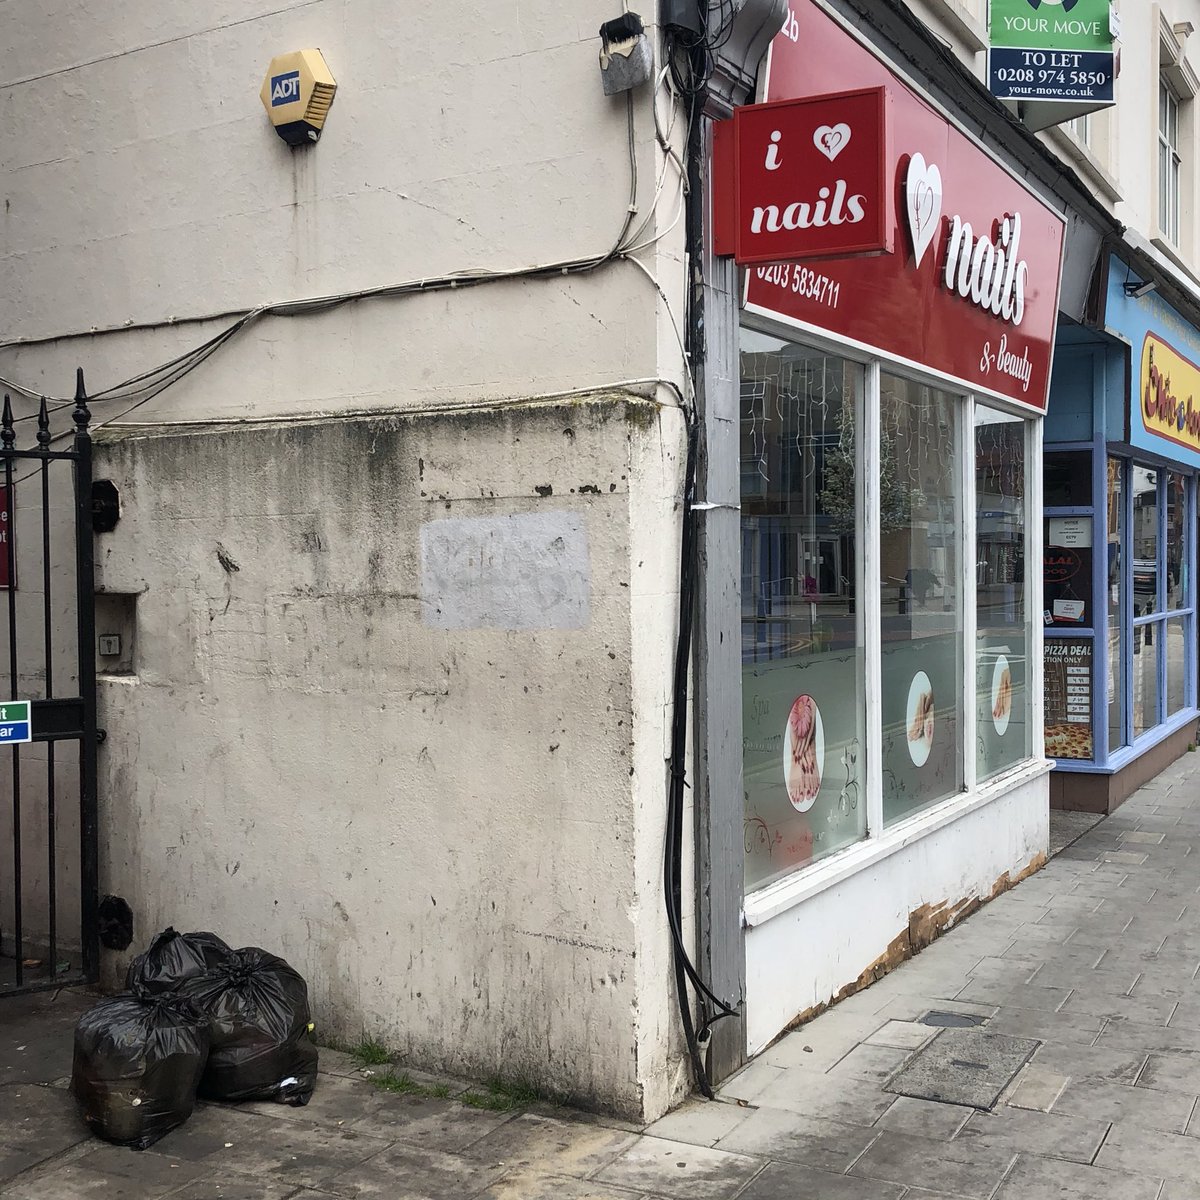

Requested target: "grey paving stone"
[
  {"left": 1022, "top": 1042, "right": 1148, "bottom": 1087},
  {"left": 954, "top": 1104, "right": 1108, "bottom": 1164},
  {"left": 713, "top": 1105, "right": 878, "bottom": 1173},
  {"left": 0, "top": 1162, "right": 203, "bottom": 1200},
  {"left": 1051, "top": 1079, "right": 1194, "bottom": 1133},
  {"left": 470, "top": 1167, "right": 649, "bottom": 1200},
  {"left": 323, "top": 1140, "right": 510, "bottom": 1198},
  {"left": 736, "top": 1159, "right": 902, "bottom": 1200},
  {"left": 752, "top": 1068, "right": 898, "bottom": 1125},
  {"left": 847, "top": 1130, "right": 1014, "bottom": 1198},
  {"left": 1095, "top": 1120, "right": 1200, "bottom": 1182},
  {"left": 826, "top": 1042, "right": 912, "bottom": 1081},
  {"left": 952, "top": 981, "right": 1072, "bottom": 1013},
  {"left": 464, "top": 1112, "right": 638, "bottom": 1176},
  {"left": 872, "top": 996, "right": 998, "bottom": 1024},
  {"left": 0, "top": 990, "right": 94, "bottom": 1088},
  {"left": 1102, "top": 851, "right": 1151, "bottom": 865},
  {"left": 985, "top": 1006, "right": 1102, "bottom": 1046},
  {"left": 1120, "top": 831, "right": 1167, "bottom": 845},
  {"left": 758, "top": 1011, "right": 889, "bottom": 1071},
  {"left": 644, "top": 1100, "right": 750, "bottom": 1148},
  {"left": 1095, "top": 1019, "right": 1200, "bottom": 1055},
  {"left": 164, "top": 1168, "right": 310, "bottom": 1200},
  {"left": 719, "top": 1059, "right": 786, "bottom": 1103},
  {"left": 873, "top": 1096, "right": 970, "bottom": 1140},
  {"left": 865, "top": 1021, "right": 936, "bottom": 1050},
  {"left": 992, "top": 1152, "right": 1161, "bottom": 1199},
  {"left": 0, "top": 1081, "right": 90, "bottom": 1180},
  {"left": 593, "top": 1136, "right": 765, "bottom": 1200},
  {"left": 1164, "top": 998, "right": 1200, "bottom": 1031},
  {"left": 1026, "top": 963, "right": 1140, "bottom": 995},
  {"left": 1059, "top": 989, "right": 1177, "bottom": 1026},
  {"left": 965, "top": 957, "right": 1038, "bottom": 985},
  {"left": 343, "top": 1089, "right": 515, "bottom": 1152},
  {"left": 1005, "top": 1064, "right": 1070, "bottom": 1112},
  {"left": 1138, "top": 1052, "right": 1200, "bottom": 1097}
]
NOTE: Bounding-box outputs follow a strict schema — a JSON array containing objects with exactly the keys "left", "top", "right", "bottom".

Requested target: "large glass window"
[
  {"left": 880, "top": 374, "right": 964, "bottom": 824},
  {"left": 1132, "top": 466, "right": 1161, "bottom": 739},
  {"left": 739, "top": 329, "right": 1038, "bottom": 891},
  {"left": 1167, "top": 473, "right": 1188, "bottom": 612},
  {"left": 976, "top": 408, "right": 1030, "bottom": 780},
  {"left": 741, "top": 334, "right": 865, "bottom": 890},
  {"left": 1107, "top": 458, "right": 1125, "bottom": 751}
]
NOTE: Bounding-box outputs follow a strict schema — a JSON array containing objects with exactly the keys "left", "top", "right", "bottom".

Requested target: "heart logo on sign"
[
  {"left": 813, "top": 123, "right": 851, "bottom": 162},
  {"left": 905, "top": 152, "right": 943, "bottom": 269}
]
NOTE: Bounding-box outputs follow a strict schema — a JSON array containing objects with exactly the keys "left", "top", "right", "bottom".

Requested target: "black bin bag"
[
  {"left": 180, "top": 947, "right": 318, "bottom": 1105},
  {"left": 71, "top": 994, "right": 210, "bottom": 1150},
  {"left": 126, "top": 927, "right": 233, "bottom": 995}
]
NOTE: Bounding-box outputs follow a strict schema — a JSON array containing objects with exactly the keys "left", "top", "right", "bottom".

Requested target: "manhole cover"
[
  {"left": 886, "top": 1028, "right": 1040, "bottom": 1110},
  {"left": 921, "top": 1010, "right": 987, "bottom": 1028}
]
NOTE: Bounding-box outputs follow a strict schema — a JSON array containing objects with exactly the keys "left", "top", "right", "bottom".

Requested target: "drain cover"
[
  {"left": 921, "top": 1010, "right": 987, "bottom": 1028},
  {"left": 886, "top": 1028, "right": 1040, "bottom": 1110}
]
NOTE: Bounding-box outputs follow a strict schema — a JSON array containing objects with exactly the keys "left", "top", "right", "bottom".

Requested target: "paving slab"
[
  {"left": 992, "top": 1152, "right": 1162, "bottom": 1200},
  {"left": 846, "top": 1129, "right": 1015, "bottom": 1198},
  {"left": 953, "top": 1104, "right": 1109, "bottom": 1164},
  {"left": 593, "top": 1136, "right": 764, "bottom": 1200},
  {"left": 712, "top": 1105, "right": 878, "bottom": 1172},
  {"left": 736, "top": 1159, "right": 902, "bottom": 1200}
]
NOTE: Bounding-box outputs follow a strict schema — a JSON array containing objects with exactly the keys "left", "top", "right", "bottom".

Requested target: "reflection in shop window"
[
  {"left": 1167, "top": 473, "right": 1188, "bottom": 613},
  {"left": 1167, "top": 616, "right": 1188, "bottom": 716},
  {"left": 740, "top": 331, "right": 865, "bottom": 891},
  {"left": 976, "top": 408, "right": 1030, "bottom": 780},
  {"left": 880, "top": 374, "right": 964, "bottom": 824}
]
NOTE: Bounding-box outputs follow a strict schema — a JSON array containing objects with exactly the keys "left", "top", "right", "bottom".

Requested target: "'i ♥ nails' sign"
[{"left": 712, "top": 87, "right": 892, "bottom": 266}]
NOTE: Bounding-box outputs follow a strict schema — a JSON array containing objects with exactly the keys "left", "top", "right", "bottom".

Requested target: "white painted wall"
[
  {"left": 1, "top": 0, "right": 697, "bottom": 1120},
  {"left": 745, "top": 770, "right": 1050, "bottom": 1053}
]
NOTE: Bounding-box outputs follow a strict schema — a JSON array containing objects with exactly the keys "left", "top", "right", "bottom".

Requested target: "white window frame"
[
  {"left": 1160, "top": 79, "right": 1182, "bottom": 246},
  {"left": 739, "top": 316, "right": 1048, "bottom": 922}
]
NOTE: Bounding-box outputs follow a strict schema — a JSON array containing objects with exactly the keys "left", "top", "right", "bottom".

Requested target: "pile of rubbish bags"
[{"left": 71, "top": 928, "right": 319, "bottom": 1150}]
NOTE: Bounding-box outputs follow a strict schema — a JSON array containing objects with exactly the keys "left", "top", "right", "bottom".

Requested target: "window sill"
[
  {"left": 1051, "top": 707, "right": 1199, "bottom": 773},
  {"left": 743, "top": 758, "right": 1052, "bottom": 928}
]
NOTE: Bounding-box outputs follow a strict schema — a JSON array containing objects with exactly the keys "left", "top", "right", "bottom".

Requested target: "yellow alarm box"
[{"left": 260, "top": 49, "right": 337, "bottom": 146}]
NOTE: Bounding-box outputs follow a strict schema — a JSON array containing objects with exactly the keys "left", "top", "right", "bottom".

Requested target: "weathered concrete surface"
[
  {"left": 91, "top": 396, "right": 690, "bottom": 1122},
  {"left": 7, "top": 759, "right": 1200, "bottom": 1198}
]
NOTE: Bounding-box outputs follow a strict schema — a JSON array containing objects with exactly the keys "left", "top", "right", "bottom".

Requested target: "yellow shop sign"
[{"left": 1141, "top": 333, "right": 1200, "bottom": 453}]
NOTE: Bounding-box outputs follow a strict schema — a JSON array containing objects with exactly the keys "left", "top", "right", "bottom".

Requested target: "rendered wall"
[{"left": 93, "top": 396, "right": 690, "bottom": 1120}]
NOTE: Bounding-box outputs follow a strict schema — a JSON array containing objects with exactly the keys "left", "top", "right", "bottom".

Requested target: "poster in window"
[
  {"left": 1043, "top": 639, "right": 1094, "bottom": 759},
  {"left": 1043, "top": 519, "right": 1092, "bottom": 627}
]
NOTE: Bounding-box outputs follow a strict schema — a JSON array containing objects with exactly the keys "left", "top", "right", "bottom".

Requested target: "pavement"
[{"left": 2, "top": 756, "right": 1200, "bottom": 1199}]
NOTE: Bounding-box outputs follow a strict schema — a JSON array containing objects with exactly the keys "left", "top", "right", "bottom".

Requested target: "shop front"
[
  {"left": 1042, "top": 257, "right": 1200, "bottom": 812},
  {"left": 724, "top": 1, "right": 1067, "bottom": 1053}
]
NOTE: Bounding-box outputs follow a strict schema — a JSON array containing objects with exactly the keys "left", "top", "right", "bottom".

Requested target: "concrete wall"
[
  {"left": 1, "top": 0, "right": 695, "bottom": 1118},
  {"left": 93, "top": 396, "right": 690, "bottom": 1118}
]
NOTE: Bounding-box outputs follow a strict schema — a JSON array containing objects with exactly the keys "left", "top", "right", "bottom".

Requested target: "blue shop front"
[{"left": 1044, "top": 255, "right": 1200, "bottom": 811}]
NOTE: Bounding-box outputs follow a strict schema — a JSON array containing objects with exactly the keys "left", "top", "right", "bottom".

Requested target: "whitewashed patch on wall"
[{"left": 419, "top": 511, "right": 590, "bottom": 630}]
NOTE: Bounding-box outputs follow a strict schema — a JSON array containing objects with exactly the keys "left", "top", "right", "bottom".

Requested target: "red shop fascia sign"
[{"left": 712, "top": 1, "right": 1066, "bottom": 414}]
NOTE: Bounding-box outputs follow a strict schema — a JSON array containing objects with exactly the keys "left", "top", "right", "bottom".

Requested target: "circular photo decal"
[
  {"left": 906, "top": 671, "right": 935, "bottom": 767},
  {"left": 992, "top": 655, "right": 1013, "bottom": 736},
  {"left": 783, "top": 694, "right": 825, "bottom": 813}
]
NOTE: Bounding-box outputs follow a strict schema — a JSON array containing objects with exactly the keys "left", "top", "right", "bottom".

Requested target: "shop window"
[
  {"left": 1133, "top": 466, "right": 1161, "bottom": 617},
  {"left": 740, "top": 332, "right": 866, "bottom": 890},
  {"left": 1167, "top": 472, "right": 1188, "bottom": 612},
  {"left": 1107, "top": 458, "right": 1125, "bottom": 752},
  {"left": 1134, "top": 619, "right": 1161, "bottom": 738},
  {"left": 1043, "top": 451, "right": 1092, "bottom": 506},
  {"left": 1167, "top": 617, "right": 1189, "bottom": 716},
  {"left": 880, "top": 374, "right": 963, "bottom": 824},
  {"left": 976, "top": 407, "right": 1030, "bottom": 780}
]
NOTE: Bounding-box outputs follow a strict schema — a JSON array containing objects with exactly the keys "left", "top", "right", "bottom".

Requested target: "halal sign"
[{"left": 713, "top": 88, "right": 892, "bottom": 265}]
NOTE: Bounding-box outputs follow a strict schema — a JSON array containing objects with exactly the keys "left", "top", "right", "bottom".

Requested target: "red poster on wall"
[{"left": 739, "top": 1, "right": 1066, "bottom": 413}]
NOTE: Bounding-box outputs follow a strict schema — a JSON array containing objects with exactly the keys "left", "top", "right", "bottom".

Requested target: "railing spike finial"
[
  {"left": 1, "top": 394, "right": 15, "bottom": 450},
  {"left": 36, "top": 396, "right": 51, "bottom": 451},
  {"left": 72, "top": 367, "right": 91, "bottom": 435}
]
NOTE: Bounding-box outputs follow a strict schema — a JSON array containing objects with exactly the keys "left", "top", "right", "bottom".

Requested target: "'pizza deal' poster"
[{"left": 1044, "top": 639, "right": 1093, "bottom": 759}]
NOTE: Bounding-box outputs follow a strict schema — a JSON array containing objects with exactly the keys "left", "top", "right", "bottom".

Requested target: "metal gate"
[{"left": 0, "top": 370, "right": 98, "bottom": 995}]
